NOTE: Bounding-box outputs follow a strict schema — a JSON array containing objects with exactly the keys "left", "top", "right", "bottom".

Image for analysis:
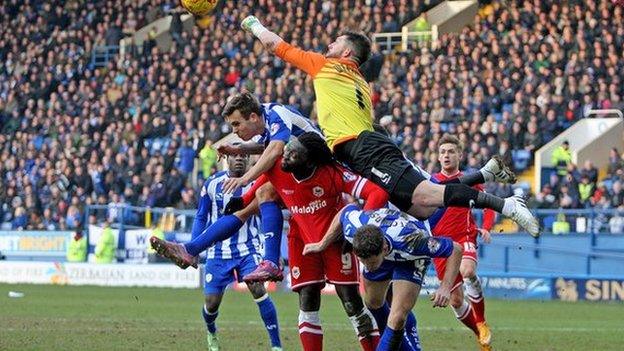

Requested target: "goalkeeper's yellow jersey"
[{"left": 275, "top": 42, "right": 373, "bottom": 150}]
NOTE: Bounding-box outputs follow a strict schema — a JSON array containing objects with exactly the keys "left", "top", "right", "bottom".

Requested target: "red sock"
[
  {"left": 358, "top": 331, "right": 380, "bottom": 351},
  {"left": 299, "top": 321, "right": 323, "bottom": 350},
  {"left": 454, "top": 302, "right": 479, "bottom": 336},
  {"left": 468, "top": 293, "right": 486, "bottom": 324}
]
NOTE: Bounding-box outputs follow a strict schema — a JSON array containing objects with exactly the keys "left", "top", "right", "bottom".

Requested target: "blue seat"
[{"left": 512, "top": 149, "right": 531, "bottom": 172}]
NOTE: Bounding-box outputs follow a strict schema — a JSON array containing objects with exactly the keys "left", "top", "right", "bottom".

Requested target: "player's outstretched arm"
[
  {"left": 242, "top": 16, "right": 327, "bottom": 77},
  {"left": 222, "top": 140, "right": 284, "bottom": 193},
  {"left": 241, "top": 16, "right": 283, "bottom": 53},
  {"left": 431, "top": 242, "right": 462, "bottom": 307},
  {"left": 218, "top": 142, "right": 265, "bottom": 156},
  {"left": 303, "top": 206, "right": 348, "bottom": 255}
]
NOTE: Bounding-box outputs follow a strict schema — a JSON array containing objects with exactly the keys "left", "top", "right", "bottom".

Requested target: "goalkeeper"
[{"left": 241, "top": 16, "right": 539, "bottom": 237}]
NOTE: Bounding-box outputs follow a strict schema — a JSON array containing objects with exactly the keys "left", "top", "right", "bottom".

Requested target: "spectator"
[
  {"left": 66, "top": 229, "right": 88, "bottom": 262},
  {"left": 95, "top": 221, "right": 115, "bottom": 264},
  {"left": 199, "top": 140, "right": 218, "bottom": 179},
  {"left": 177, "top": 139, "right": 196, "bottom": 175},
  {"left": 578, "top": 175, "right": 595, "bottom": 207},
  {"left": 610, "top": 181, "right": 624, "bottom": 208},
  {"left": 552, "top": 141, "right": 572, "bottom": 178},
  {"left": 580, "top": 160, "right": 598, "bottom": 185}
]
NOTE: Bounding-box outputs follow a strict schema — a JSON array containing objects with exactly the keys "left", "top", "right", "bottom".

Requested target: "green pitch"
[{"left": 0, "top": 284, "right": 622, "bottom": 350}]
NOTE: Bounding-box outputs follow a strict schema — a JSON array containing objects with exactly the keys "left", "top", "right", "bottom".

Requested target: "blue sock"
[
  {"left": 259, "top": 202, "right": 283, "bottom": 265},
  {"left": 377, "top": 326, "right": 404, "bottom": 351},
  {"left": 185, "top": 215, "right": 243, "bottom": 256},
  {"left": 202, "top": 305, "right": 218, "bottom": 334},
  {"left": 402, "top": 312, "right": 421, "bottom": 351},
  {"left": 369, "top": 302, "right": 390, "bottom": 331},
  {"left": 256, "top": 295, "right": 282, "bottom": 348}
]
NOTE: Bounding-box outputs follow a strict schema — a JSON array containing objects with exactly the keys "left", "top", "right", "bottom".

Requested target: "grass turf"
[{"left": 0, "top": 284, "right": 622, "bottom": 350}]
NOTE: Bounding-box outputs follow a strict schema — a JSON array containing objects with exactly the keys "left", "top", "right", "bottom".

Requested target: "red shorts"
[
  {"left": 432, "top": 234, "right": 478, "bottom": 292},
  {"left": 288, "top": 234, "right": 359, "bottom": 292}
]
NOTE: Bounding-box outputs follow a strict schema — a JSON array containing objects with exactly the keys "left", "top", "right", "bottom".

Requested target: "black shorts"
[{"left": 334, "top": 131, "right": 427, "bottom": 211}]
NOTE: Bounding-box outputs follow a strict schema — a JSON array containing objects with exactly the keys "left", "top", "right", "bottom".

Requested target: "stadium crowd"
[{"left": 0, "top": 0, "right": 623, "bottom": 230}]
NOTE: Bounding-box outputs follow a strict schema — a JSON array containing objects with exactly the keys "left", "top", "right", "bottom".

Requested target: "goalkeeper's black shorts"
[{"left": 334, "top": 130, "right": 428, "bottom": 211}]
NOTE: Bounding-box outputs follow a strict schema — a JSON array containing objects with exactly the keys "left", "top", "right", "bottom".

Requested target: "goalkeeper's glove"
[
  {"left": 241, "top": 15, "right": 268, "bottom": 37},
  {"left": 224, "top": 196, "right": 245, "bottom": 215}
]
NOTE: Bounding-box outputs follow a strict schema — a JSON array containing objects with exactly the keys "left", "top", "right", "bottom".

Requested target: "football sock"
[
  {"left": 402, "top": 311, "right": 421, "bottom": 351},
  {"left": 259, "top": 201, "right": 283, "bottom": 265},
  {"left": 348, "top": 308, "right": 380, "bottom": 351},
  {"left": 377, "top": 326, "right": 404, "bottom": 351},
  {"left": 184, "top": 215, "right": 243, "bottom": 256},
  {"left": 458, "top": 171, "right": 486, "bottom": 187},
  {"left": 298, "top": 310, "right": 323, "bottom": 351},
  {"left": 464, "top": 276, "right": 486, "bottom": 324},
  {"left": 443, "top": 184, "right": 505, "bottom": 213},
  {"left": 453, "top": 300, "right": 479, "bottom": 336},
  {"left": 202, "top": 305, "right": 218, "bottom": 334},
  {"left": 255, "top": 294, "right": 282, "bottom": 348},
  {"left": 369, "top": 303, "right": 390, "bottom": 331},
  {"left": 369, "top": 302, "right": 417, "bottom": 351}
]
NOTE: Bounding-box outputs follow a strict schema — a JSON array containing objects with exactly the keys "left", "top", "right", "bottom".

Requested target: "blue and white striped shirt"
[
  {"left": 192, "top": 171, "right": 263, "bottom": 259},
  {"left": 340, "top": 204, "right": 453, "bottom": 261},
  {"left": 253, "top": 103, "right": 322, "bottom": 146}
]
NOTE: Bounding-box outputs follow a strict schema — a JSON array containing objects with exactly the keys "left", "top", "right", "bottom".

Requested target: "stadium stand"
[{"left": 0, "top": 0, "right": 623, "bottom": 231}]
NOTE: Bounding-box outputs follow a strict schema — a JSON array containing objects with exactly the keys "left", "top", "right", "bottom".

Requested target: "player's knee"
[
  {"left": 460, "top": 265, "right": 476, "bottom": 279},
  {"left": 411, "top": 182, "right": 443, "bottom": 208},
  {"left": 204, "top": 296, "right": 220, "bottom": 312},
  {"left": 387, "top": 310, "right": 408, "bottom": 330},
  {"left": 364, "top": 293, "right": 386, "bottom": 310},
  {"left": 246, "top": 282, "right": 267, "bottom": 299},
  {"left": 298, "top": 285, "right": 322, "bottom": 311},
  {"left": 255, "top": 184, "right": 278, "bottom": 203}
]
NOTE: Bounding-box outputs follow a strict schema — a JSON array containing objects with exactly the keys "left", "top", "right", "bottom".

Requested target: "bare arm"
[
  {"left": 303, "top": 206, "right": 347, "bottom": 255},
  {"left": 218, "top": 142, "right": 265, "bottom": 156},
  {"left": 431, "top": 242, "right": 462, "bottom": 307},
  {"left": 221, "top": 140, "right": 284, "bottom": 193}
]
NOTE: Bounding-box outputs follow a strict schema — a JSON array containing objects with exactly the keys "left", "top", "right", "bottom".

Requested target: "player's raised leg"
[
  {"left": 150, "top": 200, "right": 257, "bottom": 268},
  {"left": 243, "top": 183, "right": 285, "bottom": 282},
  {"left": 406, "top": 177, "right": 538, "bottom": 236}
]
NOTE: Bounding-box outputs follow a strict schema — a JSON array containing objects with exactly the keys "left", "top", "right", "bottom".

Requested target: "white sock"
[
  {"left": 502, "top": 197, "right": 515, "bottom": 217},
  {"left": 348, "top": 308, "right": 379, "bottom": 338},
  {"left": 464, "top": 276, "right": 483, "bottom": 299},
  {"left": 452, "top": 300, "right": 470, "bottom": 319}
]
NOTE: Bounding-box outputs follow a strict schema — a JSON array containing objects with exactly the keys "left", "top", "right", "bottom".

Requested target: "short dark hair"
[
  {"left": 297, "top": 132, "right": 334, "bottom": 166},
  {"left": 352, "top": 225, "right": 384, "bottom": 259},
  {"left": 438, "top": 133, "right": 463, "bottom": 152},
  {"left": 343, "top": 31, "right": 372, "bottom": 66},
  {"left": 222, "top": 92, "right": 263, "bottom": 120}
]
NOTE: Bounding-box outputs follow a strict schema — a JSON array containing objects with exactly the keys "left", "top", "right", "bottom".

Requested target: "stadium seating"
[{"left": 0, "top": 0, "right": 623, "bottom": 230}]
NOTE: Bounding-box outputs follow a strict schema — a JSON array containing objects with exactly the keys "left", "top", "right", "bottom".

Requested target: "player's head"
[
  {"left": 222, "top": 92, "right": 264, "bottom": 141},
  {"left": 437, "top": 133, "right": 463, "bottom": 173},
  {"left": 326, "top": 31, "right": 371, "bottom": 67},
  {"left": 227, "top": 142, "right": 249, "bottom": 177},
  {"left": 352, "top": 224, "right": 389, "bottom": 271},
  {"left": 282, "top": 132, "right": 333, "bottom": 172}
]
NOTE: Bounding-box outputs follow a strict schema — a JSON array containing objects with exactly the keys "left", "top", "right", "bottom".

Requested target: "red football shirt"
[
  {"left": 430, "top": 171, "right": 495, "bottom": 241},
  {"left": 243, "top": 158, "right": 388, "bottom": 243}
]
